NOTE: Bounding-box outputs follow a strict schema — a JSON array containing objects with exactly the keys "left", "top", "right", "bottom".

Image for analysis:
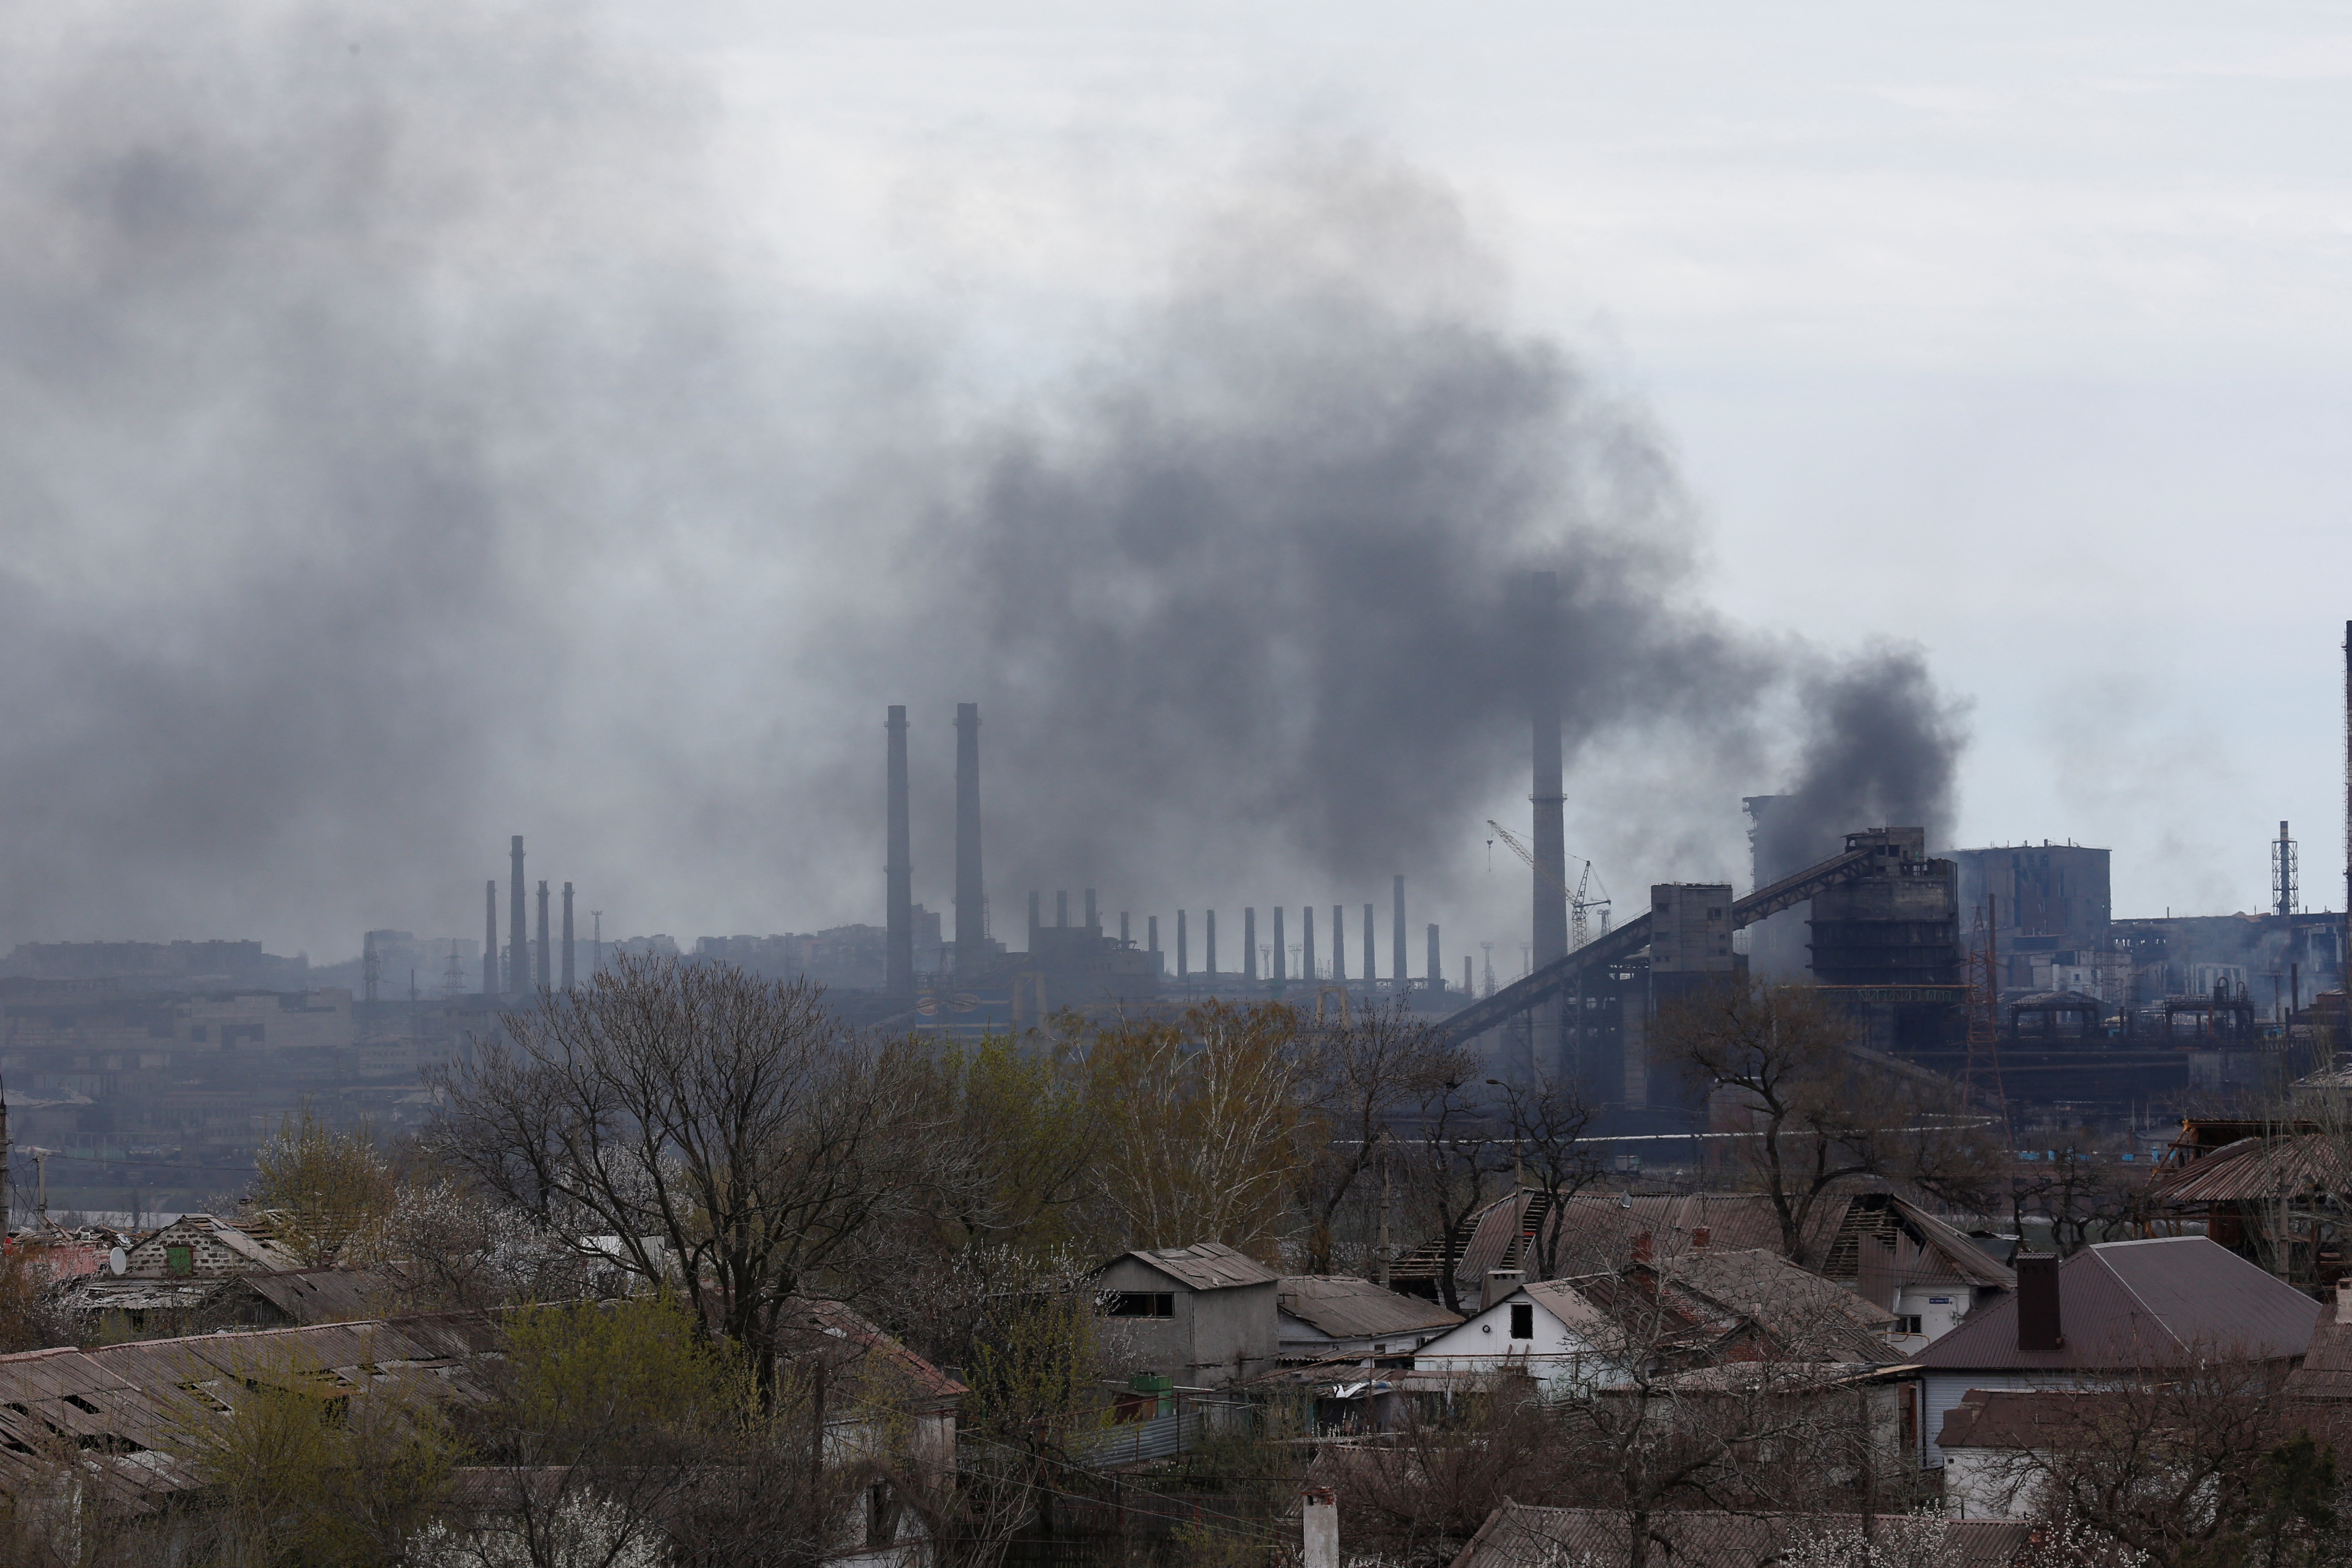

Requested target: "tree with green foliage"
[{"left": 251, "top": 1100, "right": 396, "bottom": 1268}]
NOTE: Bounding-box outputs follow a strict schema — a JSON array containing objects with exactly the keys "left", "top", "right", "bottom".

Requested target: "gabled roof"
[
  {"left": 2144, "top": 1135, "right": 2352, "bottom": 1206},
  {"left": 1390, "top": 1190, "right": 1855, "bottom": 1298},
  {"left": 1446, "top": 1502, "right": 2031, "bottom": 1568},
  {"left": 1106, "top": 1241, "right": 1279, "bottom": 1292},
  {"left": 1916, "top": 1237, "right": 2321, "bottom": 1372},
  {"left": 783, "top": 1298, "right": 968, "bottom": 1406},
  {"left": 1277, "top": 1277, "right": 1459, "bottom": 1340},
  {"left": 1659, "top": 1249, "right": 1897, "bottom": 1363},
  {"left": 1939, "top": 1388, "right": 2134, "bottom": 1451}
]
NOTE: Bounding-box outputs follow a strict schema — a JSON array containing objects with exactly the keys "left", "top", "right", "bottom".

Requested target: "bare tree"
[
  {"left": 429, "top": 954, "right": 941, "bottom": 1389},
  {"left": 1398, "top": 1066, "right": 1508, "bottom": 1314},
  {"left": 2008, "top": 1132, "right": 2136, "bottom": 1258},
  {"left": 1658, "top": 977, "right": 1999, "bottom": 1264},
  {"left": 1293, "top": 999, "right": 1466, "bottom": 1275},
  {"left": 1493, "top": 1071, "right": 1604, "bottom": 1282}
]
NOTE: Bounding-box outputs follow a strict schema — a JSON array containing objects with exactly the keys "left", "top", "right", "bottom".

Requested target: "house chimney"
[
  {"left": 1482, "top": 1269, "right": 1526, "bottom": 1309},
  {"left": 1691, "top": 1226, "right": 1710, "bottom": 1250},
  {"left": 1301, "top": 1487, "right": 1338, "bottom": 1568},
  {"left": 2336, "top": 1279, "right": 2352, "bottom": 1327},
  {"left": 1632, "top": 1231, "right": 1653, "bottom": 1264},
  {"left": 2016, "top": 1254, "right": 2064, "bottom": 1351}
]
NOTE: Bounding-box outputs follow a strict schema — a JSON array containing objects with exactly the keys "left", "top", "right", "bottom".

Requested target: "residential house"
[
  {"left": 117, "top": 1213, "right": 302, "bottom": 1279},
  {"left": 1415, "top": 1248, "right": 1896, "bottom": 1401},
  {"left": 1446, "top": 1501, "right": 2033, "bottom": 1568},
  {"left": 1936, "top": 1388, "right": 2132, "bottom": 1521},
  {"left": 1387, "top": 1188, "right": 2011, "bottom": 1348},
  {"left": 1092, "top": 1242, "right": 1279, "bottom": 1384},
  {"left": 55, "top": 1265, "right": 393, "bottom": 1342},
  {"left": 1276, "top": 1277, "right": 1460, "bottom": 1365},
  {"left": 1911, "top": 1237, "right": 2322, "bottom": 1469}
]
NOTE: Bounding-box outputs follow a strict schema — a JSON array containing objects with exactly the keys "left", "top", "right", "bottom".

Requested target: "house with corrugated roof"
[
  {"left": 1912, "top": 1236, "right": 2322, "bottom": 1470},
  {"left": 1446, "top": 1501, "right": 2034, "bottom": 1568},
  {"left": 1275, "top": 1277, "right": 1459, "bottom": 1364},
  {"left": 1092, "top": 1242, "right": 1279, "bottom": 1384}
]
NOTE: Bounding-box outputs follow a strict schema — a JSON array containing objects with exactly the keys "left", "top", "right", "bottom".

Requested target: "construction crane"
[{"left": 1485, "top": 820, "right": 1612, "bottom": 951}]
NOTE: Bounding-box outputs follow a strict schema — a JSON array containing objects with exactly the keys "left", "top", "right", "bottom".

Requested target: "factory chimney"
[
  {"left": 535, "top": 881, "right": 551, "bottom": 991},
  {"left": 483, "top": 881, "right": 497, "bottom": 995},
  {"left": 1363, "top": 903, "right": 1375, "bottom": 981},
  {"left": 1332, "top": 906, "right": 1345, "bottom": 981},
  {"left": 1394, "top": 878, "right": 1407, "bottom": 985},
  {"left": 1206, "top": 910, "right": 1218, "bottom": 974},
  {"left": 1303, "top": 906, "right": 1317, "bottom": 981},
  {"left": 1427, "top": 923, "right": 1442, "bottom": 994},
  {"left": 885, "top": 706, "right": 914, "bottom": 996},
  {"left": 955, "top": 703, "right": 985, "bottom": 974},
  {"left": 1245, "top": 908, "right": 1258, "bottom": 981},
  {"left": 561, "top": 882, "right": 575, "bottom": 990},
  {"left": 1524, "top": 571, "right": 1568, "bottom": 1069},
  {"left": 1178, "top": 911, "right": 1188, "bottom": 978},
  {"left": 508, "top": 837, "right": 526, "bottom": 995},
  {"left": 1085, "top": 889, "right": 1099, "bottom": 932},
  {"left": 2275, "top": 821, "right": 2298, "bottom": 920},
  {"left": 1274, "top": 908, "right": 1287, "bottom": 987}
]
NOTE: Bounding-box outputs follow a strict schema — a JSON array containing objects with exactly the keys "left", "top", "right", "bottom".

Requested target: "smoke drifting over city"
[{"left": 0, "top": 1, "right": 1963, "bottom": 956}]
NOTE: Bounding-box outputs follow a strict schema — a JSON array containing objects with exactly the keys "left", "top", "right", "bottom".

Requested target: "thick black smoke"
[
  {"left": 0, "top": 4, "right": 1965, "bottom": 956},
  {"left": 1749, "top": 651, "right": 1970, "bottom": 882}
]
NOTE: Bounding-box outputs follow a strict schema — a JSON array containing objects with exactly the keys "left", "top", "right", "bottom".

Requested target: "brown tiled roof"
[
  {"left": 787, "top": 1298, "right": 969, "bottom": 1405},
  {"left": 1276, "top": 1277, "right": 1460, "bottom": 1339},
  {"left": 1916, "top": 1237, "right": 2322, "bottom": 1372},
  {"left": 1113, "top": 1241, "right": 1280, "bottom": 1292},
  {"left": 1446, "top": 1503, "right": 2032, "bottom": 1568}
]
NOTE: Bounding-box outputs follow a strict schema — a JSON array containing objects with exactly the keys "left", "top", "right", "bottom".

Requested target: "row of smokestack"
[
  {"left": 481, "top": 835, "right": 579, "bottom": 996},
  {"left": 1019, "top": 878, "right": 1453, "bottom": 991}
]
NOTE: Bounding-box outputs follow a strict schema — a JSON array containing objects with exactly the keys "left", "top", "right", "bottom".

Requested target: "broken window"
[
  {"left": 1102, "top": 1292, "right": 1175, "bottom": 1319},
  {"left": 1509, "top": 1303, "right": 1534, "bottom": 1340}
]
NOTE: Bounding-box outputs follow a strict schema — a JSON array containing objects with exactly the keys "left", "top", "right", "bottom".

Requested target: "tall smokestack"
[
  {"left": 1274, "top": 908, "right": 1286, "bottom": 986},
  {"left": 1526, "top": 570, "right": 1568, "bottom": 1073},
  {"left": 1057, "top": 890, "right": 1068, "bottom": 928},
  {"left": 1303, "top": 905, "right": 1317, "bottom": 981},
  {"left": 508, "top": 836, "right": 526, "bottom": 995},
  {"left": 1428, "top": 923, "right": 1441, "bottom": 994},
  {"left": 1120, "top": 911, "right": 1131, "bottom": 945},
  {"left": 483, "top": 881, "right": 497, "bottom": 994},
  {"left": 1028, "top": 891, "right": 1040, "bottom": 951},
  {"left": 535, "top": 880, "right": 550, "bottom": 991},
  {"left": 1332, "top": 905, "right": 1345, "bottom": 981},
  {"left": 1364, "top": 903, "right": 1375, "bottom": 980},
  {"left": 955, "top": 703, "right": 984, "bottom": 974},
  {"left": 561, "top": 882, "right": 575, "bottom": 990},
  {"left": 1147, "top": 914, "right": 1159, "bottom": 963},
  {"left": 1245, "top": 907, "right": 1258, "bottom": 980},
  {"left": 1393, "top": 877, "right": 1407, "bottom": 988},
  {"left": 885, "top": 706, "right": 913, "bottom": 996},
  {"left": 1206, "top": 910, "right": 1217, "bottom": 974},
  {"left": 1178, "top": 911, "right": 1188, "bottom": 978},
  {"left": 1085, "top": 889, "right": 1098, "bottom": 931}
]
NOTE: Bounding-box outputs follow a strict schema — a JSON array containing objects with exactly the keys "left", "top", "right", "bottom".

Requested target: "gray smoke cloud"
[{"left": 0, "top": 2, "right": 1965, "bottom": 958}]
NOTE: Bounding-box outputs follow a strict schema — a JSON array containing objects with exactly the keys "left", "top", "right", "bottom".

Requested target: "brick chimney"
[
  {"left": 1483, "top": 1269, "right": 1526, "bottom": 1310},
  {"left": 1632, "top": 1230, "right": 1654, "bottom": 1264},
  {"left": 2336, "top": 1279, "right": 2352, "bottom": 1326},
  {"left": 1691, "top": 1226, "right": 1711, "bottom": 1250},
  {"left": 2016, "top": 1254, "right": 2064, "bottom": 1352}
]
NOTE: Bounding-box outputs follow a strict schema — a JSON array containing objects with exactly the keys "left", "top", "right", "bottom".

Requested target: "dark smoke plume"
[{"left": 0, "top": 4, "right": 1965, "bottom": 955}]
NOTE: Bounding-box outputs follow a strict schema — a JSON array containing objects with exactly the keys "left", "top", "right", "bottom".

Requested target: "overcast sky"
[{"left": 1, "top": 1, "right": 2344, "bottom": 962}]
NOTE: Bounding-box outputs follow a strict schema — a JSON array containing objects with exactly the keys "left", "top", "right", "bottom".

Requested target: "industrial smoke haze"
[{"left": 0, "top": 0, "right": 1964, "bottom": 958}]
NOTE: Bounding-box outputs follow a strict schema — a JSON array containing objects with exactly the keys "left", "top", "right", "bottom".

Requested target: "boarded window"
[
  {"left": 1102, "top": 1292, "right": 1175, "bottom": 1319},
  {"left": 165, "top": 1245, "right": 195, "bottom": 1277},
  {"left": 1509, "top": 1303, "right": 1534, "bottom": 1340}
]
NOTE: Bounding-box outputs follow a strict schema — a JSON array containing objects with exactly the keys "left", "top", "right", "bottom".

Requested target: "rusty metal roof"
[
  {"left": 1916, "top": 1236, "right": 2321, "bottom": 1372},
  {"left": 2144, "top": 1134, "right": 2352, "bottom": 1206}
]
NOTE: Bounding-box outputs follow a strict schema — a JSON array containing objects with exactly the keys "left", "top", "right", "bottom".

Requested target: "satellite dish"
[{"left": 108, "top": 1248, "right": 127, "bottom": 1277}]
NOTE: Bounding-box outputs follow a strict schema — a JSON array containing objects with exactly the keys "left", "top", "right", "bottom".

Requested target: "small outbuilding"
[{"left": 1092, "top": 1242, "right": 1279, "bottom": 1384}]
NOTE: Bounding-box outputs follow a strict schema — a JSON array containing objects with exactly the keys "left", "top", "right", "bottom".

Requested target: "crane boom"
[{"left": 1485, "top": 820, "right": 1611, "bottom": 951}]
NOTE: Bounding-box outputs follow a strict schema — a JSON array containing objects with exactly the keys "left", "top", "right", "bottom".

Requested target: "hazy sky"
[{"left": 2, "top": 1, "right": 2345, "bottom": 963}]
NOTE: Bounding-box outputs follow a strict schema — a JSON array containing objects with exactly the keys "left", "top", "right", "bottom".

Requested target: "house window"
[
  {"left": 1894, "top": 1314, "right": 1923, "bottom": 1336},
  {"left": 1509, "top": 1304, "right": 1534, "bottom": 1340},
  {"left": 1102, "top": 1292, "right": 1175, "bottom": 1319},
  {"left": 166, "top": 1245, "right": 195, "bottom": 1278}
]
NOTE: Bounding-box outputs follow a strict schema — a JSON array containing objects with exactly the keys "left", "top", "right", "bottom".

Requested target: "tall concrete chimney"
[
  {"left": 1178, "top": 911, "right": 1188, "bottom": 978},
  {"left": 1085, "top": 889, "right": 1098, "bottom": 932},
  {"left": 1205, "top": 910, "right": 1217, "bottom": 974},
  {"left": 885, "top": 706, "right": 914, "bottom": 996},
  {"left": 1245, "top": 907, "right": 1258, "bottom": 980},
  {"left": 1364, "top": 903, "right": 1375, "bottom": 981},
  {"left": 1525, "top": 570, "right": 1568, "bottom": 1071},
  {"left": 561, "top": 882, "right": 575, "bottom": 990},
  {"left": 1120, "top": 911, "right": 1131, "bottom": 945},
  {"left": 1147, "top": 915, "right": 1160, "bottom": 963},
  {"left": 1303, "top": 906, "right": 1317, "bottom": 980},
  {"left": 1393, "top": 877, "right": 1407, "bottom": 986},
  {"left": 1274, "top": 908, "right": 1286, "bottom": 985},
  {"left": 483, "top": 881, "right": 497, "bottom": 994},
  {"left": 1028, "top": 891, "right": 1041, "bottom": 951},
  {"left": 1428, "top": 923, "right": 1442, "bottom": 993},
  {"left": 535, "top": 880, "right": 551, "bottom": 991},
  {"left": 955, "top": 703, "right": 984, "bottom": 974},
  {"left": 508, "top": 836, "right": 526, "bottom": 994},
  {"left": 1331, "top": 905, "right": 1345, "bottom": 981}
]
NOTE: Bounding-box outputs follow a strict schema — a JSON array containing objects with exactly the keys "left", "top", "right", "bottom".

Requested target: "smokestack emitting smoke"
[
  {"left": 955, "top": 704, "right": 984, "bottom": 974},
  {"left": 885, "top": 706, "right": 913, "bottom": 996},
  {"left": 0, "top": 8, "right": 1967, "bottom": 955}
]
